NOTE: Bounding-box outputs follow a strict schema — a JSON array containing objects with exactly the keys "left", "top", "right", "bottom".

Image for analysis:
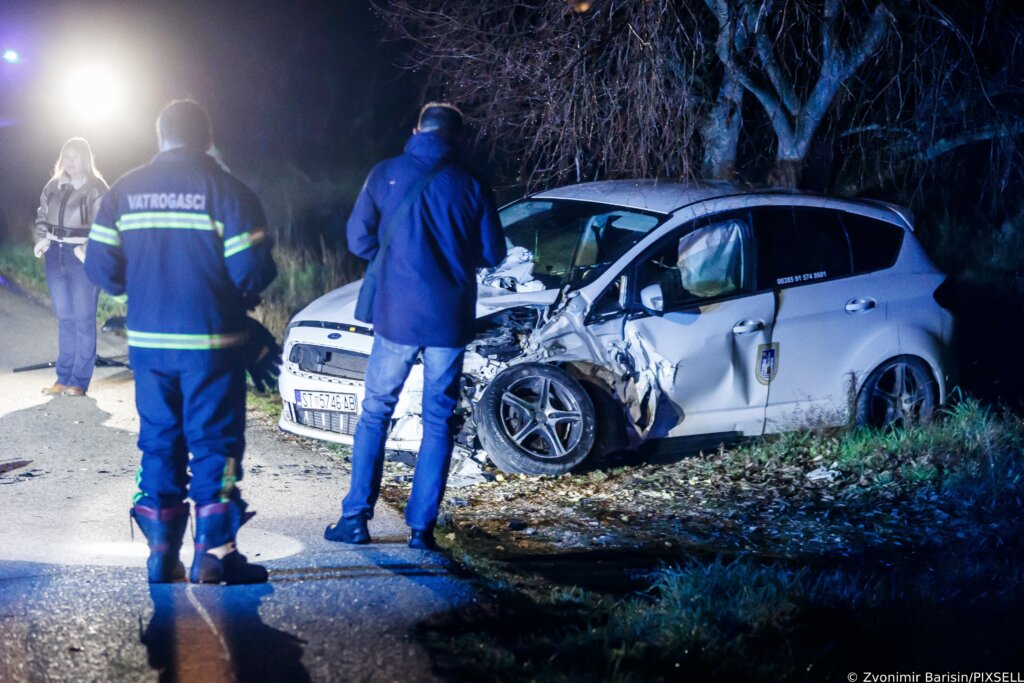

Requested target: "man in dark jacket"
[{"left": 326, "top": 103, "right": 506, "bottom": 550}]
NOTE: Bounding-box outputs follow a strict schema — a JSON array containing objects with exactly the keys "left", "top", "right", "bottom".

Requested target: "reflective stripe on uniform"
[
  {"left": 223, "top": 229, "right": 268, "bottom": 258},
  {"left": 218, "top": 458, "right": 238, "bottom": 503},
  {"left": 133, "top": 467, "right": 144, "bottom": 505},
  {"left": 116, "top": 212, "right": 225, "bottom": 237},
  {"left": 89, "top": 223, "right": 121, "bottom": 247},
  {"left": 126, "top": 329, "right": 248, "bottom": 350}
]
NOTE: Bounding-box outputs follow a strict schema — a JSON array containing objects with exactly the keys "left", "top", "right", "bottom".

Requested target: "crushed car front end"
[{"left": 277, "top": 187, "right": 675, "bottom": 455}]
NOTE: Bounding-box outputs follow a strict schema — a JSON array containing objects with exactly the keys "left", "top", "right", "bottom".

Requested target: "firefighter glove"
[{"left": 244, "top": 318, "right": 282, "bottom": 393}]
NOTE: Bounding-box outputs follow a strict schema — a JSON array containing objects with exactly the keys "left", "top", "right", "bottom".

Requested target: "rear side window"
[
  {"left": 753, "top": 207, "right": 852, "bottom": 289},
  {"left": 839, "top": 212, "right": 904, "bottom": 274}
]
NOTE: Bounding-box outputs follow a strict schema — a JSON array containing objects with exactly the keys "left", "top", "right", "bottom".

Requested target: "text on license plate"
[{"left": 295, "top": 390, "right": 358, "bottom": 413}]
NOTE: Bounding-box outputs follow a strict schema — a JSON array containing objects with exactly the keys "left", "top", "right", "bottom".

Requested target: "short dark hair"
[
  {"left": 417, "top": 102, "right": 463, "bottom": 138},
  {"left": 157, "top": 99, "right": 213, "bottom": 150}
]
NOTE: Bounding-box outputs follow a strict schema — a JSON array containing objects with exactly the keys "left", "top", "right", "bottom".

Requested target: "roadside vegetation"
[
  {"left": 0, "top": 242, "right": 126, "bottom": 324},
  {"left": 253, "top": 243, "right": 360, "bottom": 338},
  {"left": 383, "top": 399, "right": 1024, "bottom": 680}
]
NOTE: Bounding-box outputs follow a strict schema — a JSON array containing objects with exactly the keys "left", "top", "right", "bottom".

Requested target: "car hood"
[{"left": 290, "top": 277, "right": 560, "bottom": 327}]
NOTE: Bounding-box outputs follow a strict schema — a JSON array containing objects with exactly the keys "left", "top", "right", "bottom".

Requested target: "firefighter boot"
[
  {"left": 131, "top": 503, "right": 190, "bottom": 583},
  {"left": 190, "top": 501, "right": 268, "bottom": 585}
]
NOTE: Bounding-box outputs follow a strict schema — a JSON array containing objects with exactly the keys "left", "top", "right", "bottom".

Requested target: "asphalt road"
[{"left": 0, "top": 281, "right": 475, "bottom": 682}]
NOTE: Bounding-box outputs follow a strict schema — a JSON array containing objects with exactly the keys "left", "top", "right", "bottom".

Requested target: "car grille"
[
  {"left": 293, "top": 406, "right": 359, "bottom": 436},
  {"left": 289, "top": 344, "right": 369, "bottom": 380}
]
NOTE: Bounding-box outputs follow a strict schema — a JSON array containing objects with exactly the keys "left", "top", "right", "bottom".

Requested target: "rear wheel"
[
  {"left": 856, "top": 355, "right": 937, "bottom": 428},
  {"left": 475, "top": 363, "right": 597, "bottom": 475}
]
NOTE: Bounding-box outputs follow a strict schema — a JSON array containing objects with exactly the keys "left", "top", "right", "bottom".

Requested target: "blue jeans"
[
  {"left": 342, "top": 335, "right": 465, "bottom": 530},
  {"left": 45, "top": 243, "right": 99, "bottom": 390}
]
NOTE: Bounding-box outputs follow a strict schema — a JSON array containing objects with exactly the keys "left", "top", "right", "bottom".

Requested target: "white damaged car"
[{"left": 278, "top": 180, "right": 954, "bottom": 475}]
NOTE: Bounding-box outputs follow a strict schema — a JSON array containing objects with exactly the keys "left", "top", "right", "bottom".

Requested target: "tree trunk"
[
  {"left": 768, "top": 156, "right": 804, "bottom": 188},
  {"left": 699, "top": 73, "right": 744, "bottom": 180}
]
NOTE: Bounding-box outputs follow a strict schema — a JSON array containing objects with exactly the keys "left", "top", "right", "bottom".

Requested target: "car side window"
[
  {"left": 753, "top": 207, "right": 852, "bottom": 289},
  {"left": 839, "top": 212, "right": 904, "bottom": 274},
  {"left": 635, "top": 215, "right": 750, "bottom": 310},
  {"left": 589, "top": 274, "right": 628, "bottom": 321}
]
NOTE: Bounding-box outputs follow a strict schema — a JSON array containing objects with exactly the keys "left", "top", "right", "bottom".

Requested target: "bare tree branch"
[
  {"left": 919, "top": 120, "right": 1024, "bottom": 161},
  {"left": 755, "top": 30, "right": 801, "bottom": 117},
  {"left": 379, "top": 0, "right": 1024, "bottom": 207}
]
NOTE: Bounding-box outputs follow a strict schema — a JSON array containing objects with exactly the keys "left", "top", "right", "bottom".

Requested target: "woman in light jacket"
[{"left": 34, "top": 137, "right": 108, "bottom": 396}]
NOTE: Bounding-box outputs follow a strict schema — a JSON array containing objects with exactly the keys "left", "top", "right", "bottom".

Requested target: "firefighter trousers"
[{"left": 133, "top": 365, "right": 247, "bottom": 508}]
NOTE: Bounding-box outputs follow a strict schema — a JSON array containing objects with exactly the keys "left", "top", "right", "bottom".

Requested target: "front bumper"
[{"left": 277, "top": 327, "right": 426, "bottom": 451}]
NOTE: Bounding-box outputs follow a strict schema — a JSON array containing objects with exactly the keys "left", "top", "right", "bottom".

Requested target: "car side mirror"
[{"left": 639, "top": 283, "right": 664, "bottom": 314}]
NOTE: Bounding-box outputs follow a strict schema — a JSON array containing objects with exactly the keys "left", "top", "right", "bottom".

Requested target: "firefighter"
[{"left": 85, "top": 100, "right": 279, "bottom": 584}]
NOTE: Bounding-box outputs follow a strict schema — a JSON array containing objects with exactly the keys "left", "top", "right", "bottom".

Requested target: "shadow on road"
[{"left": 143, "top": 583, "right": 310, "bottom": 683}]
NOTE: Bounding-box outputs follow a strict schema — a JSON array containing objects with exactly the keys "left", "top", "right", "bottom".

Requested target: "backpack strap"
[{"left": 364, "top": 160, "right": 450, "bottom": 282}]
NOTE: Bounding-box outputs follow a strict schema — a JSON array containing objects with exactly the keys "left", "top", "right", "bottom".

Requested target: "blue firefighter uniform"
[{"left": 85, "top": 148, "right": 276, "bottom": 582}]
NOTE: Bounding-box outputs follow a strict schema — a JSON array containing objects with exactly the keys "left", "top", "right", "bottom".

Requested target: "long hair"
[{"left": 51, "top": 137, "right": 106, "bottom": 184}]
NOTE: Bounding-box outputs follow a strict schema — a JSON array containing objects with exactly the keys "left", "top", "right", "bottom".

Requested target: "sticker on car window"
[
  {"left": 756, "top": 343, "right": 780, "bottom": 385},
  {"left": 776, "top": 271, "right": 827, "bottom": 286}
]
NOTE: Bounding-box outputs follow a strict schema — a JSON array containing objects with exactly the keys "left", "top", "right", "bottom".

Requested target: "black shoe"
[
  {"left": 324, "top": 515, "right": 371, "bottom": 544},
  {"left": 408, "top": 528, "right": 438, "bottom": 551}
]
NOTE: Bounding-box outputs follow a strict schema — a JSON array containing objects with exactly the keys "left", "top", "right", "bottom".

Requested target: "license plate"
[{"left": 295, "top": 390, "right": 358, "bottom": 413}]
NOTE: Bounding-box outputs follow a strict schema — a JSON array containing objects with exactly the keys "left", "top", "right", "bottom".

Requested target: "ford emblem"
[{"left": 328, "top": 332, "right": 342, "bottom": 340}]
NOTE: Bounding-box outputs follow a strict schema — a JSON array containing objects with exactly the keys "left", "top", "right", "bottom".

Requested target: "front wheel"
[
  {"left": 475, "top": 363, "right": 597, "bottom": 475},
  {"left": 855, "top": 355, "right": 937, "bottom": 428}
]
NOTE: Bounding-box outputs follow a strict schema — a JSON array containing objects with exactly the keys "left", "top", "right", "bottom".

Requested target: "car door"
[
  {"left": 752, "top": 205, "right": 891, "bottom": 431},
  {"left": 619, "top": 212, "right": 775, "bottom": 439}
]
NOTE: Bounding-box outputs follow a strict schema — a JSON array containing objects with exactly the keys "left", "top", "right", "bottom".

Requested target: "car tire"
[
  {"left": 475, "top": 363, "right": 597, "bottom": 475},
  {"left": 855, "top": 355, "right": 937, "bottom": 428}
]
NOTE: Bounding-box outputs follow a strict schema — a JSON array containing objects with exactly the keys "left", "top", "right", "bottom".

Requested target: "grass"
[
  {"left": 246, "top": 386, "right": 284, "bottom": 424},
  {"left": 440, "top": 550, "right": 1024, "bottom": 682},
  {"left": 0, "top": 242, "right": 127, "bottom": 324},
  {"left": 252, "top": 241, "right": 361, "bottom": 339},
  {"left": 737, "top": 399, "right": 1024, "bottom": 515},
  {"left": 417, "top": 399, "right": 1024, "bottom": 681}
]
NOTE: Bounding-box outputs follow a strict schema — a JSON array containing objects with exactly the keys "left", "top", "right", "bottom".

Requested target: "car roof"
[
  {"left": 530, "top": 179, "right": 914, "bottom": 228},
  {"left": 532, "top": 180, "right": 747, "bottom": 214}
]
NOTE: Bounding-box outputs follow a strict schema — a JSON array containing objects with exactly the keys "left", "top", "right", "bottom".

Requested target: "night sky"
[{"left": 0, "top": 0, "right": 418, "bottom": 240}]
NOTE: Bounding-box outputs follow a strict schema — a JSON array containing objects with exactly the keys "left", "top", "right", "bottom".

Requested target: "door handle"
[
  {"left": 845, "top": 297, "right": 877, "bottom": 314},
  {"left": 732, "top": 319, "right": 765, "bottom": 335}
]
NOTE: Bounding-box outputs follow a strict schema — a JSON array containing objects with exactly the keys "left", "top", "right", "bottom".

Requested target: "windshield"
[{"left": 499, "top": 199, "right": 666, "bottom": 289}]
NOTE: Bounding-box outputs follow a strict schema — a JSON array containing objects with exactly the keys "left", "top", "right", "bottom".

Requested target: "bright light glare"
[
  {"left": 64, "top": 64, "right": 123, "bottom": 123},
  {"left": 2, "top": 49, "right": 18, "bottom": 63}
]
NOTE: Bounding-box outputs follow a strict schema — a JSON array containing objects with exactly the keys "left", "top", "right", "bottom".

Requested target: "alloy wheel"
[
  {"left": 868, "top": 361, "right": 933, "bottom": 428},
  {"left": 498, "top": 376, "right": 585, "bottom": 459}
]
